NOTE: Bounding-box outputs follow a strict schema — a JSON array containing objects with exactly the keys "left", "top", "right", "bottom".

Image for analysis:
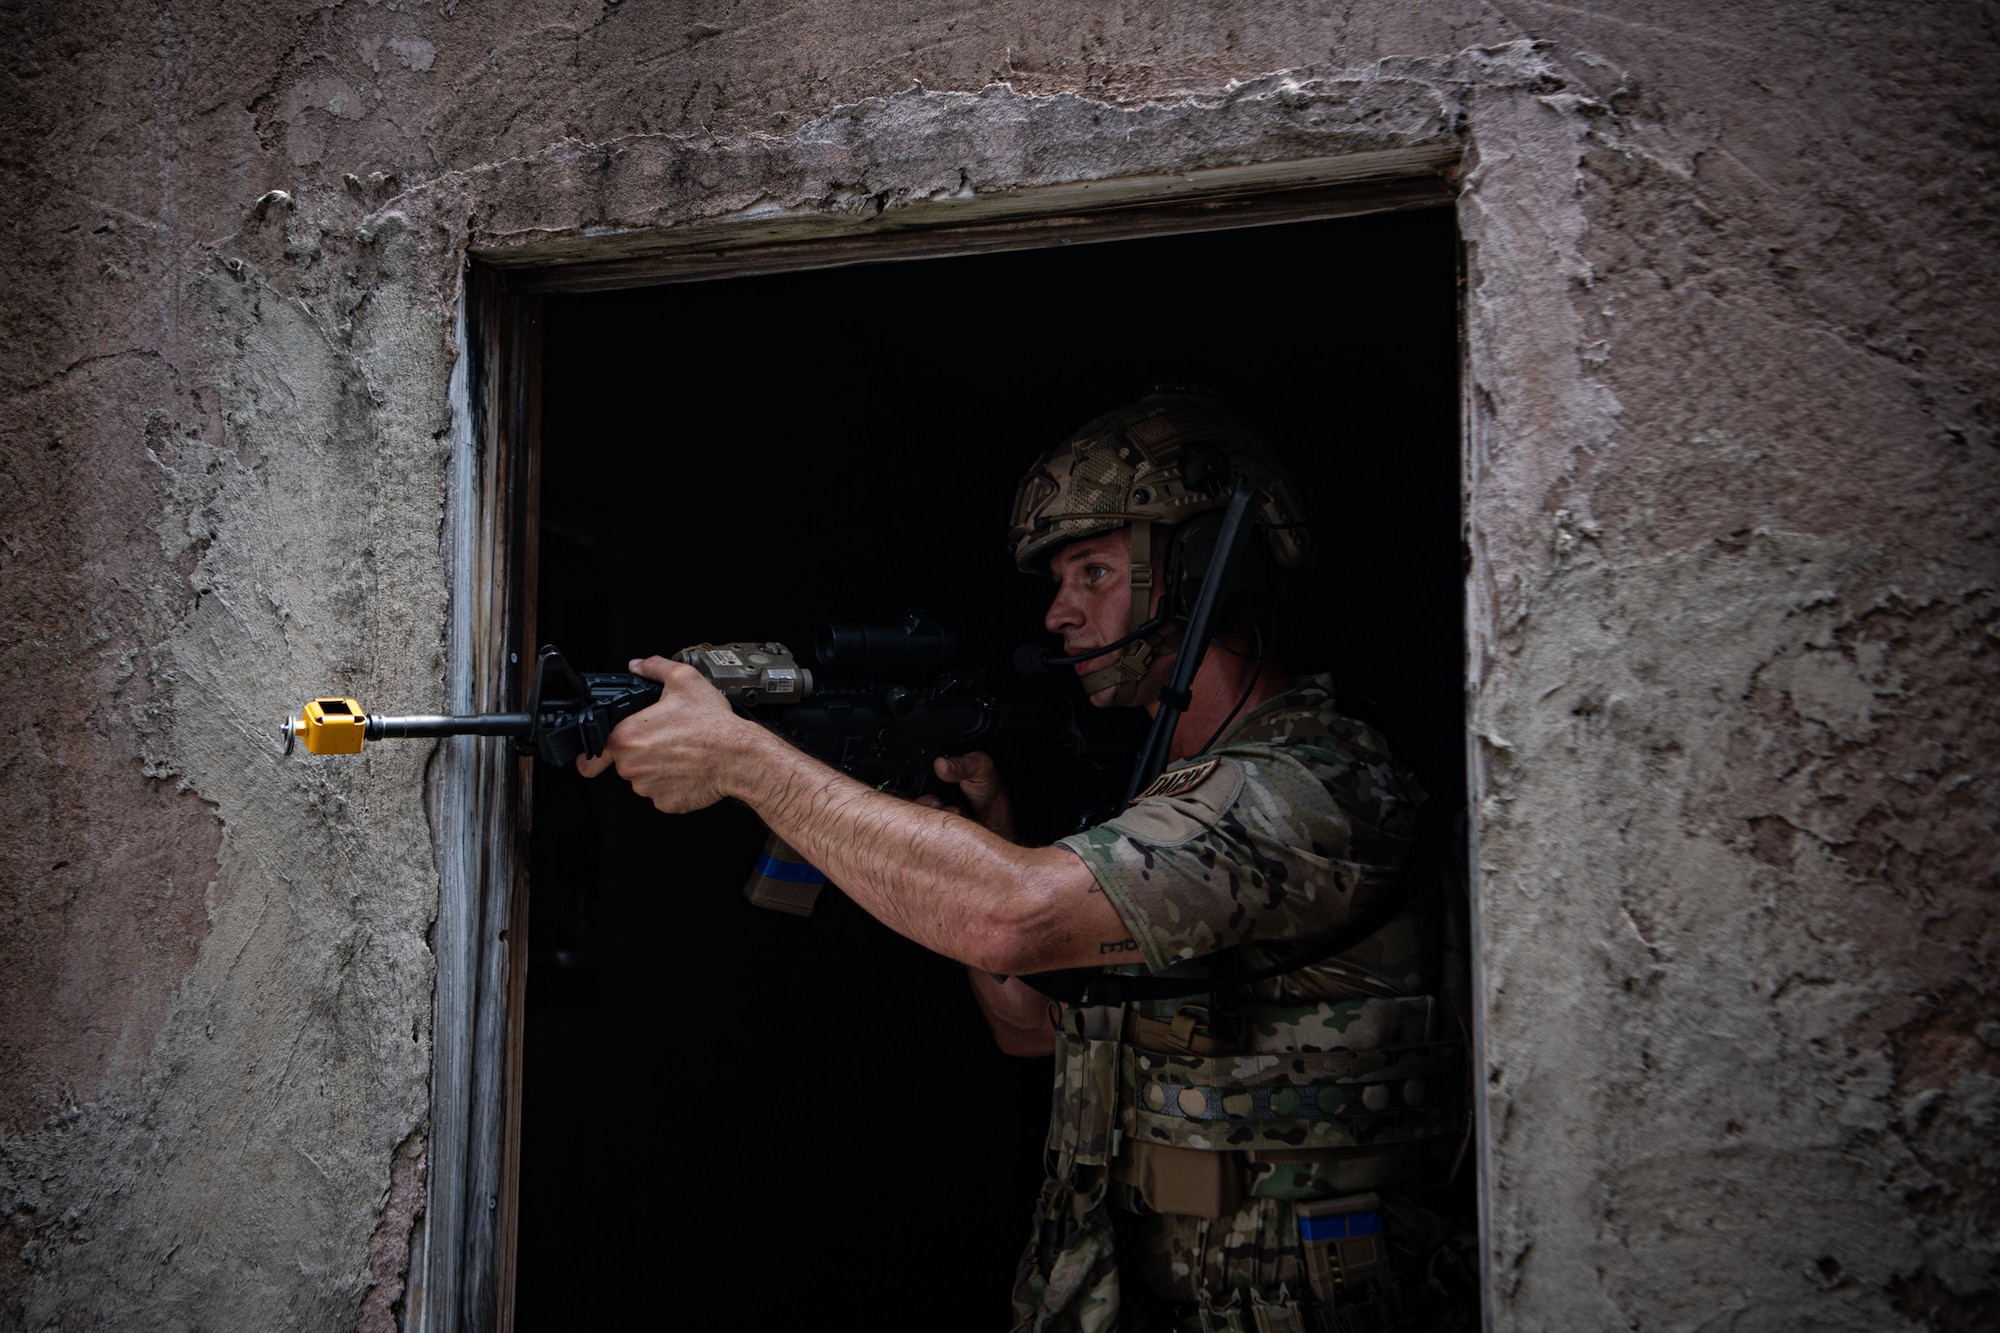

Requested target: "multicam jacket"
[{"left": 1012, "top": 676, "right": 1461, "bottom": 1333}]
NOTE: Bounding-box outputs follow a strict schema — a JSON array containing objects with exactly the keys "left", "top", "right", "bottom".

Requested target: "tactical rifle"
[
  {"left": 284, "top": 618, "right": 1108, "bottom": 916},
  {"left": 286, "top": 650, "right": 664, "bottom": 767}
]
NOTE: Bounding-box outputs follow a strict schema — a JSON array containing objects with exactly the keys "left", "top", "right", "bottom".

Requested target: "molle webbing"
[{"left": 1123, "top": 1042, "right": 1458, "bottom": 1153}]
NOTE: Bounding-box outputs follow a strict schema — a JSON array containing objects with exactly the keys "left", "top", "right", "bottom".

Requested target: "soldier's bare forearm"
[{"left": 717, "top": 728, "right": 1128, "bottom": 974}]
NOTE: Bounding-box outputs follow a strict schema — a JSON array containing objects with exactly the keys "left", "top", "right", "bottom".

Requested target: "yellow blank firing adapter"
[{"left": 285, "top": 697, "right": 368, "bottom": 756}]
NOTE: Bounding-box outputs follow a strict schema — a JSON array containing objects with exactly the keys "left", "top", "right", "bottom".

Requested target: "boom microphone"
[
  {"left": 1014, "top": 644, "right": 1060, "bottom": 676},
  {"left": 1012, "top": 613, "right": 1177, "bottom": 677}
]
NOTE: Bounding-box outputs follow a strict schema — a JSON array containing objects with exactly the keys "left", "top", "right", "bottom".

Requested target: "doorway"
[{"left": 514, "top": 206, "right": 1464, "bottom": 1324}]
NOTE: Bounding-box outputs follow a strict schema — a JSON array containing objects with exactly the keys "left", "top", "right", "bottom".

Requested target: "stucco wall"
[{"left": 1, "top": 3, "right": 1993, "bottom": 1329}]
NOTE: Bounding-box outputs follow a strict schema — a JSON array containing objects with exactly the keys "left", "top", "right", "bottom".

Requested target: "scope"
[{"left": 816, "top": 617, "right": 960, "bottom": 675}]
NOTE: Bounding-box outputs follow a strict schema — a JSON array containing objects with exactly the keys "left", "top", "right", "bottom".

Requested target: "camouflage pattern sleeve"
[{"left": 1055, "top": 686, "right": 1423, "bottom": 976}]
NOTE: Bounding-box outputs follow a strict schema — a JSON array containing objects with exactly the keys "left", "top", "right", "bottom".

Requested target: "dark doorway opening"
[{"left": 517, "top": 206, "right": 1464, "bottom": 1326}]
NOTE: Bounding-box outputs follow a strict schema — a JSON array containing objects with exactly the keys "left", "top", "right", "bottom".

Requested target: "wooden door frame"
[
  {"left": 418, "top": 264, "right": 541, "bottom": 1333},
  {"left": 423, "top": 150, "right": 1465, "bottom": 1329}
]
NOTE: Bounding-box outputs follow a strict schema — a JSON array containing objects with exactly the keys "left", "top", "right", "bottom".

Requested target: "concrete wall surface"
[{"left": 1, "top": 2, "right": 1993, "bottom": 1329}]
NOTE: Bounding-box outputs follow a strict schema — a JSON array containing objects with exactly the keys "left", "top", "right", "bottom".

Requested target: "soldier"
[{"left": 582, "top": 393, "right": 1469, "bottom": 1331}]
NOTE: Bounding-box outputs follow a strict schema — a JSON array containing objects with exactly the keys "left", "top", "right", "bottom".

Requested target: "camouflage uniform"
[{"left": 1012, "top": 676, "right": 1465, "bottom": 1333}]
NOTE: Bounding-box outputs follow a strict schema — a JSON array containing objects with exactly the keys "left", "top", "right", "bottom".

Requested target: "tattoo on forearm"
[{"left": 1098, "top": 938, "right": 1139, "bottom": 955}]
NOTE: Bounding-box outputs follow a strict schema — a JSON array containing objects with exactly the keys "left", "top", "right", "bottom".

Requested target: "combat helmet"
[{"left": 1006, "top": 392, "right": 1312, "bottom": 705}]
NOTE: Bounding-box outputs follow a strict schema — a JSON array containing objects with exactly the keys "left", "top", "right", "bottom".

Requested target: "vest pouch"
[
  {"left": 1246, "top": 1288, "right": 1312, "bottom": 1333},
  {"left": 1113, "top": 1005, "right": 1247, "bottom": 1218},
  {"left": 1014, "top": 1174, "right": 1122, "bottom": 1333},
  {"left": 1113, "top": 1138, "right": 1243, "bottom": 1219},
  {"left": 1295, "top": 1193, "right": 1389, "bottom": 1305},
  {"left": 1193, "top": 1285, "right": 1311, "bottom": 1333},
  {"left": 1046, "top": 1008, "right": 1123, "bottom": 1201},
  {"left": 1022, "top": 1010, "right": 1126, "bottom": 1331}
]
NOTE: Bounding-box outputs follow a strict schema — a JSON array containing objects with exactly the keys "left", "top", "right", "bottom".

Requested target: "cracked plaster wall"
[{"left": 1, "top": 2, "right": 1993, "bottom": 1330}]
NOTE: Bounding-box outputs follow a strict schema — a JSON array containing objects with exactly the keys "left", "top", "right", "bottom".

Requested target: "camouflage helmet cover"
[{"left": 1006, "top": 393, "right": 1313, "bottom": 574}]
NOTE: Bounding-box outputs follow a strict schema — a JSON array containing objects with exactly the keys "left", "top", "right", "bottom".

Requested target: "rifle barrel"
[{"left": 366, "top": 713, "right": 535, "bottom": 739}]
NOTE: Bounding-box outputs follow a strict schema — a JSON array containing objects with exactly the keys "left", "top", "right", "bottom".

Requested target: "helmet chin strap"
[
  {"left": 1079, "top": 521, "right": 1178, "bottom": 706},
  {"left": 1079, "top": 626, "right": 1179, "bottom": 703}
]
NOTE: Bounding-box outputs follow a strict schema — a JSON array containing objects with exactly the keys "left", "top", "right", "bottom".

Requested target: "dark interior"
[{"left": 517, "top": 206, "right": 1463, "bottom": 1327}]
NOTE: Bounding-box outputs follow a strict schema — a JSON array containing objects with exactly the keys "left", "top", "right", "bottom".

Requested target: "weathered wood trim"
[
  {"left": 419, "top": 266, "right": 536, "bottom": 1333},
  {"left": 495, "top": 153, "right": 1455, "bottom": 294},
  {"left": 493, "top": 295, "right": 542, "bottom": 1333}
]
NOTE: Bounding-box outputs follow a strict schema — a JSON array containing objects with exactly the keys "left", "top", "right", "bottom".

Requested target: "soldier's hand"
[
  {"left": 932, "top": 750, "right": 1018, "bottom": 842},
  {"left": 574, "top": 655, "right": 754, "bottom": 813}
]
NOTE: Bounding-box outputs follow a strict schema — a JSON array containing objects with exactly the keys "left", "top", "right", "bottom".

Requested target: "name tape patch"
[{"left": 1134, "top": 757, "right": 1221, "bottom": 802}]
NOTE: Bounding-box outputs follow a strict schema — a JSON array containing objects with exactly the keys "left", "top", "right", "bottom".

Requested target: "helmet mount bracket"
[{"left": 1121, "top": 474, "right": 1262, "bottom": 803}]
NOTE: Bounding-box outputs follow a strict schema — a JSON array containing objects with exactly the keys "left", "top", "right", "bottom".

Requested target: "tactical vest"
[{"left": 1012, "top": 689, "right": 1471, "bottom": 1333}]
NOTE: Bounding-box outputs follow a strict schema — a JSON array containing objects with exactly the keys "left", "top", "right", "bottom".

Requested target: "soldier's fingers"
[
  {"left": 951, "top": 754, "right": 1010, "bottom": 817},
  {"left": 575, "top": 753, "right": 615, "bottom": 779},
  {"left": 630, "top": 655, "right": 705, "bottom": 690},
  {"left": 948, "top": 750, "right": 1001, "bottom": 784},
  {"left": 938, "top": 752, "right": 1004, "bottom": 804}
]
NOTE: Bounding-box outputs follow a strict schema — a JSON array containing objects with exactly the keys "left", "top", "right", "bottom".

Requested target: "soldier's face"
[{"left": 1045, "top": 530, "right": 1166, "bottom": 708}]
